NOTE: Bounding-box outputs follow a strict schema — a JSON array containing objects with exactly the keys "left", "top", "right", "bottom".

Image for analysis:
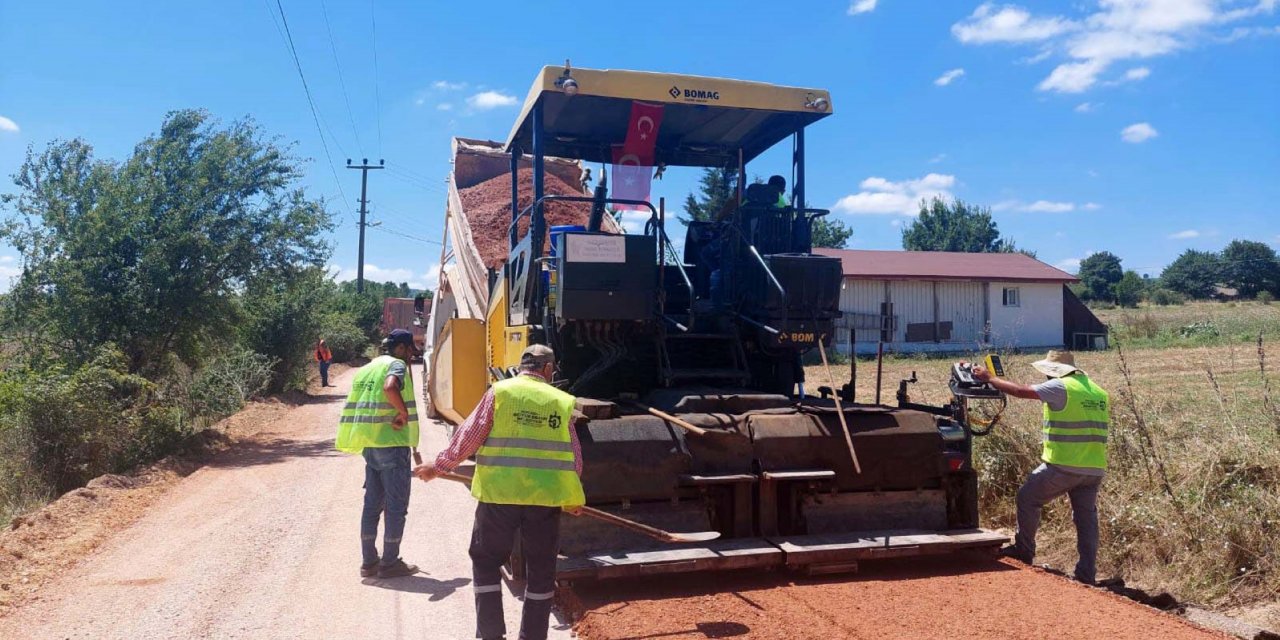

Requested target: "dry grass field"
[{"left": 805, "top": 302, "right": 1280, "bottom": 609}]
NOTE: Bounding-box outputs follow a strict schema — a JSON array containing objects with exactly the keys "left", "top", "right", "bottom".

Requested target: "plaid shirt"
[{"left": 434, "top": 372, "right": 583, "bottom": 475}]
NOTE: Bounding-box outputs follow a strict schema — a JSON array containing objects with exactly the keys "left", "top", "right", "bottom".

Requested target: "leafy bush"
[
  {"left": 0, "top": 346, "right": 157, "bottom": 494},
  {"left": 239, "top": 268, "right": 330, "bottom": 392},
  {"left": 1259, "top": 291, "right": 1276, "bottom": 305},
  {"left": 188, "top": 348, "right": 275, "bottom": 418},
  {"left": 319, "top": 315, "right": 369, "bottom": 363}
]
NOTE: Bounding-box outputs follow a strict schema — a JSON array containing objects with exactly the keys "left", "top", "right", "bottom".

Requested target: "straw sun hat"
[{"left": 1030, "top": 350, "right": 1083, "bottom": 378}]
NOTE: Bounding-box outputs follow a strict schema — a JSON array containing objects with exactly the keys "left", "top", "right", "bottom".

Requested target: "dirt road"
[{"left": 0, "top": 366, "right": 571, "bottom": 640}]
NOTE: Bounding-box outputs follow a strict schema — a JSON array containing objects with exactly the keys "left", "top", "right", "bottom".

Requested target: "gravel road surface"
[{"left": 0, "top": 365, "right": 570, "bottom": 640}]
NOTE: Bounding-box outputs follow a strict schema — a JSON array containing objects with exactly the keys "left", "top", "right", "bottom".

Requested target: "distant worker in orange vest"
[{"left": 315, "top": 339, "right": 333, "bottom": 387}]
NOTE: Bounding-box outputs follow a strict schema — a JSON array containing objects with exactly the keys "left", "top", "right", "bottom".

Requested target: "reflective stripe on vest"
[
  {"left": 471, "top": 375, "right": 585, "bottom": 507},
  {"left": 1042, "top": 373, "right": 1110, "bottom": 470},
  {"left": 335, "top": 355, "right": 419, "bottom": 453}
]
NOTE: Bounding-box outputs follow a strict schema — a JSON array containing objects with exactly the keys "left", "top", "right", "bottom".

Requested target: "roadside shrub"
[
  {"left": 319, "top": 315, "right": 369, "bottom": 363},
  {"left": 188, "top": 348, "right": 275, "bottom": 419},
  {"left": 1258, "top": 291, "right": 1275, "bottom": 305},
  {"left": 239, "top": 269, "right": 328, "bottom": 392},
  {"left": 0, "top": 346, "right": 154, "bottom": 494}
]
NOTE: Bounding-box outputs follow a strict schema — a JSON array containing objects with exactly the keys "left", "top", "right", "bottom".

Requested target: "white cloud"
[
  {"left": 953, "top": 1, "right": 1279, "bottom": 94},
  {"left": 992, "top": 199, "right": 1078, "bottom": 213},
  {"left": 934, "top": 68, "right": 966, "bottom": 86},
  {"left": 466, "top": 91, "right": 518, "bottom": 110},
  {"left": 1039, "top": 58, "right": 1108, "bottom": 93},
  {"left": 1168, "top": 229, "right": 1201, "bottom": 239},
  {"left": 952, "top": 3, "right": 1077, "bottom": 43},
  {"left": 848, "top": 0, "right": 877, "bottom": 15},
  {"left": 331, "top": 263, "right": 441, "bottom": 290},
  {"left": 1074, "top": 101, "right": 1098, "bottom": 113},
  {"left": 832, "top": 173, "right": 957, "bottom": 216},
  {"left": 928, "top": 152, "right": 948, "bottom": 164},
  {"left": 1055, "top": 257, "right": 1083, "bottom": 272},
  {"left": 1124, "top": 66, "right": 1152, "bottom": 80},
  {"left": 1024, "top": 200, "right": 1076, "bottom": 213},
  {"left": 436, "top": 103, "right": 453, "bottom": 111},
  {"left": 1121, "top": 121, "right": 1158, "bottom": 142},
  {"left": 1083, "top": 202, "right": 1102, "bottom": 210},
  {"left": 0, "top": 115, "right": 18, "bottom": 134},
  {"left": 432, "top": 80, "right": 467, "bottom": 91}
]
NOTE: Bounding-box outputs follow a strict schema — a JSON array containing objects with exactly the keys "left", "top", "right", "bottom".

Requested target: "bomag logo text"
[{"left": 669, "top": 86, "right": 720, "bottom": 102}]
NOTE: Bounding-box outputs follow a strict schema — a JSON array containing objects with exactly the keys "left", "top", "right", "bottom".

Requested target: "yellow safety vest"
[
  {"left": 335, "top": 355, "right": 419, "bottom": 453},
  {"left": 1042, "top": 373, "right": 1109, "bottom": 472},
  {"left": 471, "top": 376, "right": 584, "bottom": 507}
]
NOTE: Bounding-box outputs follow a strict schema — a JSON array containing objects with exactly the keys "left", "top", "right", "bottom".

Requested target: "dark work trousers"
[{"left": 470, "top": 502, "right": 561, "bottom": 640}]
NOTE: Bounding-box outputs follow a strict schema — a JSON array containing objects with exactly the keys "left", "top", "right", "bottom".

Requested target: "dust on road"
[{"left": 0, "top": 365, "right": 571, "bottom": 640}]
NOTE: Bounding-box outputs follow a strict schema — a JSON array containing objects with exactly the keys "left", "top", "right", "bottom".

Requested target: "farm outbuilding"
[{"left": 813, "top": 249, "right": 1106, "bottom": 355}]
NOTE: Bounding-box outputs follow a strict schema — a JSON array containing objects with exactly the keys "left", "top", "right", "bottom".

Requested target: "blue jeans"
[
  {"left": 319, "top": 360, "right": 330, "bottom": 386},
  {"left": 361, "top": 446, "right": 412, "bottom": 566}
]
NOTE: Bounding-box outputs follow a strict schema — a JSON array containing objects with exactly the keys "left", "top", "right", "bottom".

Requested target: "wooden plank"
[{"left": 679, "top": 474, "right": 757, "bottom": 485}]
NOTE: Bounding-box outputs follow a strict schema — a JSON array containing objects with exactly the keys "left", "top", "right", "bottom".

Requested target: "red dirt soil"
[
  {"left": 563, "top": 555, "right": 1228, "bottom": 640},
  {"left": 459, "top": 167, "right": 593, "bottom": 269}
]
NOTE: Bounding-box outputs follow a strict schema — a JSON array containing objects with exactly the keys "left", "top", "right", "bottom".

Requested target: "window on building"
[{"left": 1002, "top": 287, "right": 1020, "bottom": 307}]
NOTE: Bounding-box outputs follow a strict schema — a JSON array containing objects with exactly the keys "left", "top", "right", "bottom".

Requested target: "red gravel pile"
[
  {"left": 564, "top": 556, "right": 1227, "bottom": 640},
  {"left": 458, "top": 167, "right": 592, "bottom": 269}
]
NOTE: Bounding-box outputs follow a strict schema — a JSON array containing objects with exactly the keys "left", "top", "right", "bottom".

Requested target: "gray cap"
[{"left": 520, "top": 344, "right": 555, "bottom": 367}]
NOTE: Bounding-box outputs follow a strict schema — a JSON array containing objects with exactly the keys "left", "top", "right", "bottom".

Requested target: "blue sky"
[{"left": 1, "top": 0, "right": 1277, "bottom": 289}]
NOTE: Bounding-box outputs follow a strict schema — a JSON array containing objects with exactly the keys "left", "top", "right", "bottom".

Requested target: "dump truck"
[
  {"left": 426, "top": 65, "right": 1008, "bottom": 581},
  {"left": 380, "top": 297, "right": 428, "bottom": 356}
]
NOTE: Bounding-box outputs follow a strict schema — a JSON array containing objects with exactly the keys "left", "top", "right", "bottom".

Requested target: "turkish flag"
[{"left": 610, "top": 101, "right": 664, "bottom": 210}]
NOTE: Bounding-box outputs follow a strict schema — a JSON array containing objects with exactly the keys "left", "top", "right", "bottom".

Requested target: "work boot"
[
  {"left": 360, "top": 560, "right": 379, "bottom": 578},
  {"left": 998, "top": 545, "right": 1032, "bottom": 564},
  {"left": 377, "top": 558, "right": 419, "bottom": 579}
]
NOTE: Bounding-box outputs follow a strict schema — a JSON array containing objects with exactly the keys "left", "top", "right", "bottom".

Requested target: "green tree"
[
  {"left": 0, "top": 110, "right": 333, "bottom": 371},
  {"left": 810, "top": 216, "right": 853, "bottom": 249},
  {"left": 1077, "top": 251, "right": 1124, "bottom": 302},
  {"left": 1160, "top": 249, "right": 1222, "bottom": 299},
  {"left": 1220, "top": 239, "right": 1280, "bottom": 298},
  {"left": 900, "top": 197, "right": 1015, "bottom": 253},
  {"left": 680, "top": 167, "right": 738, "bottom": 225},
  {"left": 1114, "top": 270, "right": 1146, "bottom": 308}
]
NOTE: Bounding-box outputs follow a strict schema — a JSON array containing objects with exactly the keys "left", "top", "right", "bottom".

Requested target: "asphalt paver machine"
[{"left": 440, "top": 63, "right": 1008, "bottom": 580}]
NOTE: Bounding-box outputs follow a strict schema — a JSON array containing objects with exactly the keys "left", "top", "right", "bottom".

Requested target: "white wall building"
[{"left": 814, "top": 249, "right": 1102, "bottom": 355}]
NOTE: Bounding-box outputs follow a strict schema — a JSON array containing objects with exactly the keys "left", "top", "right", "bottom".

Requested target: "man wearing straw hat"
[{"left": 973, "top": 350, "right": 1110, "bottom": 584}]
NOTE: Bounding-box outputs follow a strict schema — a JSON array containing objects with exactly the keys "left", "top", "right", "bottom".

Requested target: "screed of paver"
[
  {"left": 567, "top": 556, "right": 1227, "bottom": 640},
  {"left": 0, "top": 366, "right": 571, "bottom": 640}
]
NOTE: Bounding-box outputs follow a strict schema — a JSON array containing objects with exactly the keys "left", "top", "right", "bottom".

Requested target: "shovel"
[{"left": 438, "top": 471, "right": 720, "bottom": 544}]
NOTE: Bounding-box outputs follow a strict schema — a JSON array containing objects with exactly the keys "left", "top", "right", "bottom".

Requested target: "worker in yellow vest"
[
  {"left": 973, "top": 350, "right": 1109, "bottom": 584},
  {"left": 336, "top": 329, "right": 420, "bottom": 579},
  {"left": 415, "top": 344, "right": 584, "bottom": 640}
]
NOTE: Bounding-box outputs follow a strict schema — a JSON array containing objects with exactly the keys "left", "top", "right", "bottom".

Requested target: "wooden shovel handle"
[{"left": 438, "top": 471, "right": 676, "bottom": 543}]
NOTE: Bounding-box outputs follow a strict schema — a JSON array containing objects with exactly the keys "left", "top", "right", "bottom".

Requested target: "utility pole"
[{"left": 347, "top": 158, "right": 384, "bottom": 293}]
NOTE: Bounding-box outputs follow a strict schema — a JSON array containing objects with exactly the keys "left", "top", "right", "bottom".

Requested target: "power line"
[
  {"left": 272, "top": 0, "right": 352, "bottom": 215},
  {"left": 369, "top": 0, "right": 384, "bottom": 156},
  {"left": 370, "top": 224, "right": 442, "bottom": 246},
  {"left": 320, "top": 0, "right": 364, "bottom": 157}
]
